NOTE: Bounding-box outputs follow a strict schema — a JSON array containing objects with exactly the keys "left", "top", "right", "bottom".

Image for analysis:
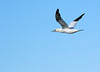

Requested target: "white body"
[{"left": 56, "top": 28, "right": 81, "bottom": 34}]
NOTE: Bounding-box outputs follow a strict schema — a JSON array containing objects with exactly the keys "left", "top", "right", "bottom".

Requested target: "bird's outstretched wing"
[
  {"left": 69, "top": 13, "right": 85, "bottom": 29},
  {"left": 55, "top": 9, "right": 68, "bottom": 29}
]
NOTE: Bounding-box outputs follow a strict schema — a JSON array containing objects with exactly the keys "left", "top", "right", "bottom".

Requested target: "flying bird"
[{"left": 52, "top": 9, "right": 85, "bottom": 34}]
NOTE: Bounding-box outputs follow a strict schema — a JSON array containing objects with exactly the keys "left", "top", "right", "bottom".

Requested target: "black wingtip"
[
  {"left": 56, "top": 9, "right": 59, "bottom": 13},
  {"left": 74, "top": 13, "right": 85, "bottom": 21},
  {"left": 55, "top": 9, "right": 62, "bottom": 21},
  {"left": 81, "top": 13, "right": 85, "bottom": 17},
  {"left": 57, "top": 9, "right": 59, "bottom": 11},
  {"left": 82, "top": 13, "right": 85, "bottom": 16}
]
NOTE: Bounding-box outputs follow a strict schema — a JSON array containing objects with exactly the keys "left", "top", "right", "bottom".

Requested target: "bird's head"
[{"left": 52, "top": 29, "right": 62, "bottom": 32}]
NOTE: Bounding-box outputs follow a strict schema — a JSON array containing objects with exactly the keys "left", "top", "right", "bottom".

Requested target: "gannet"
[{"left": 52, "top": 9, "right": 85, "bottom": 34}]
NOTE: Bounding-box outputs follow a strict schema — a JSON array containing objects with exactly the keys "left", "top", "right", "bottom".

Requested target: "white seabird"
[{"left": 52, "top": 9, "right": 85, "bottom": 34}]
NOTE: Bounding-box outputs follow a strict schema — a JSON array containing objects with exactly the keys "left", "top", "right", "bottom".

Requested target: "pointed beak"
[{"left": 52, "top": 30, "right": 56, "bottom": 32}]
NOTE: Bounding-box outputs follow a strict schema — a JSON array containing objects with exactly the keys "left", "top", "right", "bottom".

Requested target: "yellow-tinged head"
[
  {"left": 56, "top": 29, "right": 61, "bottom": 32},
  {"left": 52, "top": 29, "right": 62, "bottom": 32}
]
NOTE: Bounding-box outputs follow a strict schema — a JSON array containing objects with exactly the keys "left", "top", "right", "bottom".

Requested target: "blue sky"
[{"left": 0, "top": 0, "right": 100, "bottom": 72}]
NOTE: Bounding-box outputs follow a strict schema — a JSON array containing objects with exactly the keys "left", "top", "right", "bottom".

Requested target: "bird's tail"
[{"left": 78, "top": 29, "right": 84, "bottom": 31}]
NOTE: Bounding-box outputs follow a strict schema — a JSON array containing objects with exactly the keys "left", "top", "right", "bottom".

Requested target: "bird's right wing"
[
  {"left": 55, "top": 9, "right": 68, "bottom": 29},
  {"left": 69, "top": 13, "right": 85, "bottom": 29}
]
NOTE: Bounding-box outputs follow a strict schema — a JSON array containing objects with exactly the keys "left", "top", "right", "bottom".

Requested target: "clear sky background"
[{"left": 0, "top": 0, "right": 100, "bottom": 72}]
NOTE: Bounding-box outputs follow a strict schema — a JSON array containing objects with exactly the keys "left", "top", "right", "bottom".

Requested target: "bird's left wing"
[
  {"left": 69, "top": 13, "right": 85, "bottom": 29},
  {"left": 55, "top": 9, "right": 68, "bottom": 29}
]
